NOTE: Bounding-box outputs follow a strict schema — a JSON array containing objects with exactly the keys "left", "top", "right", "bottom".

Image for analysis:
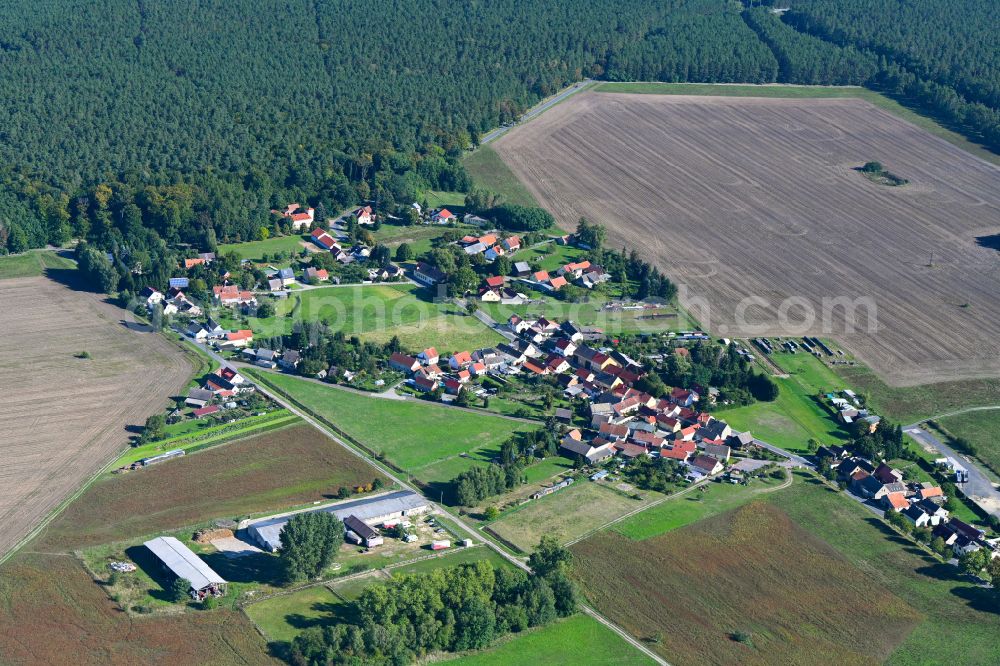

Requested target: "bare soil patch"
[
  {"left": 0, "top": 277, "right": 194, "bottom": 558},
  {"left": 34, "top": 423, "right": 387, "bottom": 551},
  {"left": 571, "top": 502, "right": 921, "bottom": 665},
  {"left": 493, "top": 92, "right": 1000, "bottom": 385}
]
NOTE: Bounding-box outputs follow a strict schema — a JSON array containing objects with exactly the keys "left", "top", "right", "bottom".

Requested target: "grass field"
[
  {"left": 716, "top": 375, "right": 847, "bottom": 454},
  {"left": 493, "top": 90, "right": 1000, "bottom": 386},
  {"left": 219, "top": 234, "right": 314, "bottom": 261},
  {"left": 614, "top": 474, "right": 788, "bottom": 541},
  {"left": 834, "top": 363, "right": 1000, "bottom": 424},
  {"left": 572, "top": 496, "right": 922, "bottom": 665},
  {"left": 445, "top": 614, "right": 655, "bottom": 665},
  {"left": 35, "top": 423, "right": 386, "bottom": 550},
  {"left": 222, "top": 283, "right": 502, "bottom": 351},
  {"left": 463, "top": 145, "right": 539, "bottom": 207},
  {"left": 246, "top": 584, "right": 342, "bottom": 644},
  {"left": 253, "top": 373, "right": 535, "bottom": 483},
  {"left": 936, "top": 409, "right": 1000, "bottom": 477},
  {"left": 593, "top": 82, "right": 1000, "bottom": 166},
  {"left": 714, "top": 348, "right": 853, "bottom": 453},
  {"left": 488, "top": 481, "right": 652, "bottom": 552},
  {"left": 769, "top": 477, "right": 1000, "bottom": 664},
  {"left": 0, "top": 553, "right": 275, "bottom": 664},
  {"left": 0, "top": 250, "right": 75, "bottom": 280},
  {"left": 372, "top": 220, "right": 483, "bottom": 257},
  {"left": 111, "top": 410, "right": 298, "bottom": 467},
  {"left": 423, "top": 190, "right": 467, "bottom": 211}
]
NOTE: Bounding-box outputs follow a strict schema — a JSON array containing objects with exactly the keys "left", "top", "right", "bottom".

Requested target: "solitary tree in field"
[
  {"left": 143, "top": 413, "right": 166, "bottom": 442},
  {"left": 279, "top": 512, "right": 345, "bottom": 582}
]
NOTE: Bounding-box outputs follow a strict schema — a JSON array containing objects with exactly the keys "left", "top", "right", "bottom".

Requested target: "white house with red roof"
[
  {"left": 353, "top": 205, "right": 374, "bottom": 225},
  {"left": 449, "top": 351, "right": 473, "bottom": 370},
  {"left": 431, "top": 208, "right": 455, "bottom": 224},
  {"left": 276, "top": 203, "right": 315, "bottom": 230},
  {"left": 418, "top": 347, "right": 439, "bottom": 365},
  {"left": 311, "top": 229, "right": 338, "bottom": 251}
]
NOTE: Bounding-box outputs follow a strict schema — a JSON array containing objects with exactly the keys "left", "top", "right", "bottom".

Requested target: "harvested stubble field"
[
  {"left": 0, "top": 276, "right": 194, "bottom": 559},
  {"left": 493, "top": 91, "right": 1000, "bottom": 386},
  {"left": 0, "top": 553, "right": 275, "bottom": 665},
  {"left": 571, "top": 501, "right": 921, "bottom": 665},
  {"left": 34, "top": 423, "right": 386, "bottom": 551}
]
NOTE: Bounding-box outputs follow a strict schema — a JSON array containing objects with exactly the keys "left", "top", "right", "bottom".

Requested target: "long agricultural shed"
[
  {"left": 247, "top": 490, "right": 429, "bottom": 552},
  {"left": 144, "top": 536, "right": 226, "bottom": 593}
]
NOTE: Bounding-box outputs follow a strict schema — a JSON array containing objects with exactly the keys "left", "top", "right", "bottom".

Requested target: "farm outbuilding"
[
  {"left": 344, "top": 515, "right": 384, "bottom": 547},
  {"left": 143, "top": 536, "right": 226, "bottom": 599},
  {"left": 248, "top": 490, "right": 430, "bottom": 552}
]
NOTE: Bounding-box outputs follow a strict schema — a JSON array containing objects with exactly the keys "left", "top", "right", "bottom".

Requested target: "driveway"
[{"left": 905, "top": 424, "right": 1000, "bottom": 517}]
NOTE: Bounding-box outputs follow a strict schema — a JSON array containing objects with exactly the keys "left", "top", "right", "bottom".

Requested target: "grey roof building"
[
  {"left": 248, "top": 490, "right": 429, "bottom": 552},
  {"left": 144, "top": 536, "right": 226, "bottom": 594}
]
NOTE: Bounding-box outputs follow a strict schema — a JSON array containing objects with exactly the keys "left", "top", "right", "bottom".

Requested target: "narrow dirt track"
[
  {"left": 0, "top": 277, "right": 194, "bottom": 558},
  {"left": 493, "top": 92, "right": 1000, "bottom": 386}
]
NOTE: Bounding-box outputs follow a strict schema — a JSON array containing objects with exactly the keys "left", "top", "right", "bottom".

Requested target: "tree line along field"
[
  {"left": 0, "top": 274, "right": 196, "bottom": 560},
  {"left": 253, "top": 372, "right": 537, "bottom": 484},
  {"left": 570, "top": 475, "right": 1000, "bottom": 665},
  {"left": 244, "top": 549, "right": 653, "bottom": 665},
  {"left": 491, "top": 89, "right": 1000, "bottom": 387},
  {"left": 33, "top": 423, "right": 387, "bottom": 552}
]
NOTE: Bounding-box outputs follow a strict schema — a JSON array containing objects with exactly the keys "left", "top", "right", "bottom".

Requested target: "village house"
[
  {"left": 303, "top": 267, "right": 329, "bottom": 283},
  {"left": 449, "top": 351, "right": 473, "bottom": 370},
  {"left": 414, "top": 261, "right": 446, "bottom": 285},
  {"left": 278, "top": 267, "right": 296, "bottom": 287},
  {"left": 276, "top": 203, "right": 315, "bottom": 230},
  {"left": 389, "top": 352, "right": 421, "bottom": 374},
  {"left": 413, "top": 375, "right": 437, "bottom": 392},
  {"left": 311, "top": 228, "right": 338, "bottom": 251},
  {"left": 141, "top": 286, "right": 164, "bottom": 307},
  {"left": 689, "top": 454, "right": 723, "bottom": 477},
  {"left": 353, "top": 205, "right": 375, "bottom": 225},
  {"left": 431, "top": 208, "right": 456, "bottom": 224}
]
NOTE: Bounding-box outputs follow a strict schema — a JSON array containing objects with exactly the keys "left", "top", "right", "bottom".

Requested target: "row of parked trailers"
[{"left": 752, "top": 336, "right": 834, "bottom": 357}]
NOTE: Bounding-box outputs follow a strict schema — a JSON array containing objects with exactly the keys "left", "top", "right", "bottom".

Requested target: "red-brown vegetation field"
[
  {"left": 35, "top": 423, "right": 388, "bottom": 550},
  {"left": 0, "top": 553, "right": 275, "bottom": 665},
  {"left": 494, "top": 92, "right": 1000, "bottom": 386},
  {"left": 570, "top": 502, "right": 921, "bottom": 665},
  {"left": 0, "top": 276, "right": 194, "bottom": 559}
]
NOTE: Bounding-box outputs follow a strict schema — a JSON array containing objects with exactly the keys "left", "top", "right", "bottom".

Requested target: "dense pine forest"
[{"left": 0, "top": 0, "right": 996, "bottom": 280}]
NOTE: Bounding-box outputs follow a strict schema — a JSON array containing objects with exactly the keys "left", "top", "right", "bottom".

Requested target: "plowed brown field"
[
  {"left": 493, "top": 92, "right": 1000, "bottom": 385},
  {"left": 0, "top": 553, "right": 275, "bottom": 665},
  {"left": 571, "top": 502, "right": 921, "bottom": 665},
  {"left": 0, "top": 276, "right": 194, "bottom": 559}
]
